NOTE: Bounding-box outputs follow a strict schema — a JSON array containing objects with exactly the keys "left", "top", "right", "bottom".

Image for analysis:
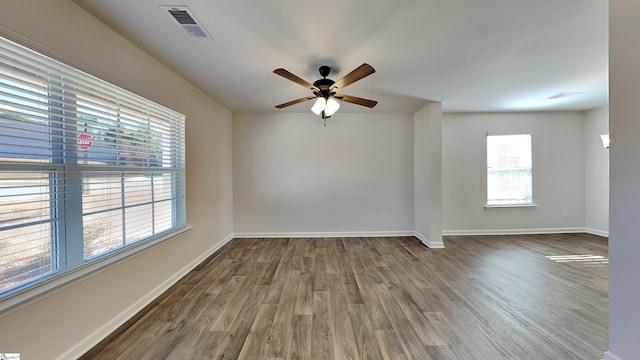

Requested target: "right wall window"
[{"left": 486, "top": 134, "right": 533, "bottom": 206}]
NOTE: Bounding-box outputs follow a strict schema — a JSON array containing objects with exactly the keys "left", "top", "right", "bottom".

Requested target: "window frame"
[
  {"left": 485, "top": 133, "right": 535, "bottom": 208},
  {"left": 0, "top": 34, "right": 188, "bottom": 311}
]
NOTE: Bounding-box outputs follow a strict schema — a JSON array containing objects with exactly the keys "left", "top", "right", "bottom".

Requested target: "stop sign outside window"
[{"left": 77, "top": 133, "right": 93, "bottom": 151}]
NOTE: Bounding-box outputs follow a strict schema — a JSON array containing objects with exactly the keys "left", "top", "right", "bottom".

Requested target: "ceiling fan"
[{"left": 273, "top": 63, "right": 378, "bottom": 123}]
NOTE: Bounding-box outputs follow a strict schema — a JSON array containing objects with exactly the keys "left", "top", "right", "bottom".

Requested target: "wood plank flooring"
[{"left": 80, "top": 234, "right": 608, "bottom": 360}]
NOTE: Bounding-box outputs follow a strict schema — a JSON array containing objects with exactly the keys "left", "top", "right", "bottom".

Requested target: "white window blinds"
[
  {"left": 0, "top": 36, "right": 186, "bottom": 298},
  {"left": 487, "top": 134, "right": 532, "bottom": 206}
]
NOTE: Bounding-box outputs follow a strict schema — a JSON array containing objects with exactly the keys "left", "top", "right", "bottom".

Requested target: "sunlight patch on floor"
[{"left": 545, "top": 254, "right": 609, "bottom": 265}]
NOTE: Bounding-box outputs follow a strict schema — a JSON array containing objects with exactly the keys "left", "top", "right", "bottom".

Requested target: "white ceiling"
[{"left": 73, "top": 0, "right": 608, "bottom": 114}]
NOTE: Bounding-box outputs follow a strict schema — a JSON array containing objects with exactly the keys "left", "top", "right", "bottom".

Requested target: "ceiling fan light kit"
[
  {"left": 311, "top": 97, "right": 340, "bottom": 117},
  {"left": 311, "top": 97, "right": 326, "bottom": 115},
  {"left": 274, "top": 63, "right": 378, "bottom": 126}
]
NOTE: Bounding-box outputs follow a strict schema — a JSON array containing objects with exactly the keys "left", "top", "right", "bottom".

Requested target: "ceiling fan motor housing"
[
  {"left": 313, "top": 78, "right": 336, "bottom": 97},
  {"left": 313, "top": 66, "right": 336, "bottom": 98}
]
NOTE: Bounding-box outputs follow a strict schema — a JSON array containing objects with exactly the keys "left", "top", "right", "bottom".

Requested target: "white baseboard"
[
  {"left": 233, "top": 231, "right": 416, "bottom": 238},
  {"left": 414, "top": 231, "right": 428, "bottom": 246},
  {"left": 442, "top": 227, "right": 586, "bottom": 236},
  {"left": 605, "top": 351, "right": 623, "bottom": 360},
  {"left": 59, "top": 233, "right": 235, "bottom": 360},
  {"left": 414, "top": 231, "right": 445, "bottom": 249},
  {"left": 585, "top": 228, "right": 609, "bottom": 238},
  {"left": 234, "top": 231, "right": 446, "bottom": 249}
]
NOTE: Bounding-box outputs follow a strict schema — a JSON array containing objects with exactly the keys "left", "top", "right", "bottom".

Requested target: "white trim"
[
  {"left": 442, "top": 227, "right": 586, "bottom": 236},
  {"left": 484, "top": 203, "right": 538, "bottom": 209},
  {"left": 414, "top": 231, "right": 445, "bottom": 249},
  {"left": 414, "top": 231, "right": 428, "bottom": 245},
  {"left": 56, "top": 232, "right": 235, "bottom": 360},
  {"left": 0, "top": 226, "right": 194, "bottom": 316},
  {"left": 233, "top": 231, "right": 416, "bottom": 238},
  {"left": 585, "top": 228, "right": 609, "bottom": 238},
  {"left": 604, "top": 351, "right": 624, "bottom": 360}
]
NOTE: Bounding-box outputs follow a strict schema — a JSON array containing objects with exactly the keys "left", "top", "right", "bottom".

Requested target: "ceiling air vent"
[{"left": 160, "top": 5, "right": 211, "bottom": 39}]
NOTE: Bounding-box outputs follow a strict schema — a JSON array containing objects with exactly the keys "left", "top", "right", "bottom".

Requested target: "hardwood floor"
[{"left": 80, "top": 234, "right": 608, "bottom": 360}]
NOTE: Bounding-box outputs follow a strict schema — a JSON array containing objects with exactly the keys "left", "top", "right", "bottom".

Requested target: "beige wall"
[
  {"left": 442, "top": 111, "right": 587, "bottom": 234},
  {"left": 0, "top": 1, "right": 233, "bottom": 359},
  {"left": 233, "top": 112, "right": 415, "bottom": 235}
]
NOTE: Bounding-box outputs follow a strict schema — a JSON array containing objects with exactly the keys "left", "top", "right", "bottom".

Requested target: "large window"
[
  {"left": 486, "top": 134, "right": 532, "bottom": 206},
  {"left": 0, "top": 36, "right": 186, "bottom": 298}
]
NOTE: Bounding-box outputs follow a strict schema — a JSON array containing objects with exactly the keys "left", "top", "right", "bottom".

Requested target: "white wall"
[
  {"left": 607, "top": 1, "right": 640, "bottom": 359},
  {"left": 0, "top": 1, "right": 233, "bottom": 359},
  {"left": 584, "top": 106, "right": 609, "bottom": 236},
  {"left": 233, "top": 112, "right": 415, "bottom": 236},
  {"left": 414, "top": 103, "right": 444, "bottom": 247},
  {"left": 442, "top": 112, "right": 586, "bottom": 234}
]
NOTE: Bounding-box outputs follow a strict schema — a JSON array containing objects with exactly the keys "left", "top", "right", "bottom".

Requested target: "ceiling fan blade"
[
  {"left": 275, "top": 96, "right": 317, "bottom": 109},
  {"left": 274, "top": 68, "right": 319, "bottom": 91},
  {"left": 332, "top": 63, "right": 376, "bottom": 91},
  {"left": 334, "top": 94, "right": 378, "bottom": 108}
]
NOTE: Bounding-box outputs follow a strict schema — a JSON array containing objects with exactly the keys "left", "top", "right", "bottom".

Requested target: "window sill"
[
  {"left": 0, "top": 225, "right": 193, "bottom": 316},
  {"left": 484, "top": 204, "right": 538, "bottom": 209}
]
